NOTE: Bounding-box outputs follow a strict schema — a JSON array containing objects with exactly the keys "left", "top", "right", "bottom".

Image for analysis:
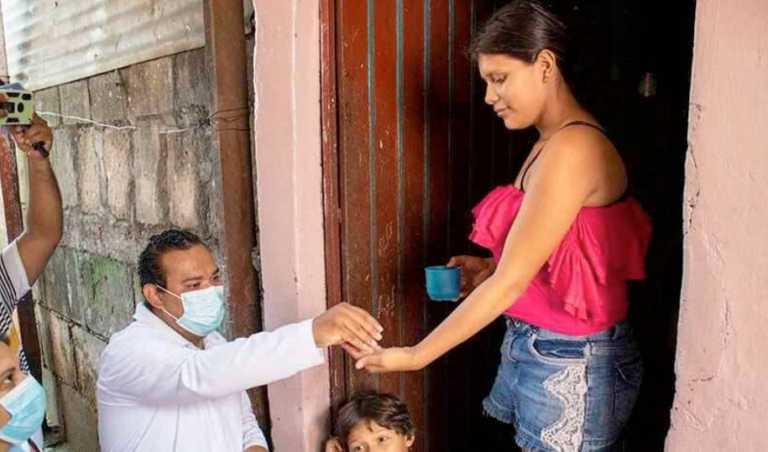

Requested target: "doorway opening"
[{"left": 321, "top": 1, "right": 696, "bottom": 451}]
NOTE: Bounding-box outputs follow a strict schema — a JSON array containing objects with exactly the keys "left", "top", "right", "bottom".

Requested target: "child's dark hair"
[{"left": 335, "top": 392, "right": 414, "bottom": 445}]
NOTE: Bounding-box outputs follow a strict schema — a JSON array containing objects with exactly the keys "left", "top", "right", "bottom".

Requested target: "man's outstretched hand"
[{"left": 313, "top": 303, "right": 384, "bottom": 355}]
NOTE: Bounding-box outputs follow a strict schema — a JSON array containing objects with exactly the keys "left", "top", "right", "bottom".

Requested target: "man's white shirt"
[{"left": 97, "top": 303, "right": 325, "bottom": 452}]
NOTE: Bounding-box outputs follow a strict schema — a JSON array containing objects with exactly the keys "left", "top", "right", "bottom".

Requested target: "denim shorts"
[{"left": 483, "top": 318, "right": 643, "bottom": 452}]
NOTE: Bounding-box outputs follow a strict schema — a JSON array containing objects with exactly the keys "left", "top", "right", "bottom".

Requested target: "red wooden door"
[{"left": 321, "top": 0, "right": 530, "bottom": 450}]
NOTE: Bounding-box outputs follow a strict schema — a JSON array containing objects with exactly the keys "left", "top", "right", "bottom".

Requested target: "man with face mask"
[{"left": 97, "top": 230, "right": 385, "bottom": 452}]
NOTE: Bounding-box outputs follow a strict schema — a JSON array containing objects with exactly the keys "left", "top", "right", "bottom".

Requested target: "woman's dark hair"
[
  {"left": 470, "top": 0, "right": 578, "bottom": 84},
  {"left": 335, "top": 392, "right": 414, "bottom": 446},
  {"left": 138, "top": 229, "right": 206, "bottom": 289}
]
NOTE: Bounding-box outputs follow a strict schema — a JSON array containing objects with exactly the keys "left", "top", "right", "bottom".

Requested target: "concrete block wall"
[{"left": 25, "top": 45, "right": 261, "bottom": 451}]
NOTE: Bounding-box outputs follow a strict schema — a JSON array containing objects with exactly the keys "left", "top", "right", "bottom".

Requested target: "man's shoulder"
[
  {"left": 204, "top": 331, "right": 229, "bottom": 348},
  {"left": 104, "top": 320, "right": 146, "bottom": 347},
  {"left": 101, "top": 321, "right": 181, "bottom": 366}
]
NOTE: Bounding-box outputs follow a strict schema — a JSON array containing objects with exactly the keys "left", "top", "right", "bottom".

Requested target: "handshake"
[
  {"left": 312, "top": 302, "right": 384, "bottom": 356},
  {"left": 311, "top": 302, "right": 421, "bottom": 375},
  {"left": 308, "top": 255, "right": 498, "bottom": 374}
]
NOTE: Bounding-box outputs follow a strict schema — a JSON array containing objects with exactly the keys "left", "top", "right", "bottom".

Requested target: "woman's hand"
[
  {"left": 354, "top": 347, "right": 422, "bottom": 374},
  {"left": 8, "top": 113, "right": 53, "bottom": 159},
  {"left": 325, "top": 438, "right": 344, "bottom": 452},
  {"left": 447, "top": 255, "right": 496, "bottom": 298}
]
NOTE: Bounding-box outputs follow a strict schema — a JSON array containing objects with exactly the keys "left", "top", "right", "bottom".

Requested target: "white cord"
[{"left": 37, "top": 111, "right": 137, "bottom": 131}]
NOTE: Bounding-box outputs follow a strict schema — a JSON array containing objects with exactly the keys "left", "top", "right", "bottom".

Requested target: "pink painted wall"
[
  {"left": 251, "top": 1, "right": 331, "bottom": 451},
  {"left": 666, "top": 0, "right": 768, "bottom": 450}
]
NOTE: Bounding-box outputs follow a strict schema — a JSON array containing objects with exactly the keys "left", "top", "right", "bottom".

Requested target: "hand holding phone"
[{"left": 9, "top": 114, "right": 53, "bottom": 159}]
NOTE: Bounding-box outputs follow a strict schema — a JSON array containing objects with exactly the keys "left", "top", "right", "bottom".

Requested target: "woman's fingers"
[
  {"left": 340, "top": 342, "right": 372, "bottom": 360},
  {"left": 355, "top": 353, "right": 377, "bottom": 370},
  {"left": 363, "top": 365, "right": 386, "bottom": 374},
  {"left": 355, "top": 347, "right": 418, "bottom": 373}
]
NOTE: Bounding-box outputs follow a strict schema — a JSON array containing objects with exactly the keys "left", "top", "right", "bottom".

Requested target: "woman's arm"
[{"left": 357, "top": 132, "right": 604, "bottom": 372}]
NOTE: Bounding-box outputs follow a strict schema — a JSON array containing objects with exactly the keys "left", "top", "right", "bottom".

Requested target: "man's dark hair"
[
  {"left": 138, "top": 229, "right": 206, "bottom": 289},
  {"left": 334, "top": 392, "right": 414, "bottom": 446}
]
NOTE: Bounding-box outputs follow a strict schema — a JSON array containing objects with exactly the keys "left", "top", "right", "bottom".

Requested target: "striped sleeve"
[{"left": 0, "top": 241, "right": 31, "bottom": 337}]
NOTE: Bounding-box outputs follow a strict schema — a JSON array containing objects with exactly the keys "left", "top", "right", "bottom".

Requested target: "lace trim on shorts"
[{"left": 541, "top": 364, "right": 588, "bottom": 452}]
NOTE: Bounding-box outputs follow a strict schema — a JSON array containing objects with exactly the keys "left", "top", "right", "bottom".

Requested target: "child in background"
[{"left": 325, "top": 392, "right": 415, "bottom": 452}]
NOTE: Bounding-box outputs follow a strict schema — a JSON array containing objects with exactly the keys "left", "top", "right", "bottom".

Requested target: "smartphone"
[{"left": 0, "top": 89, "right": 35, "bottom": 126}]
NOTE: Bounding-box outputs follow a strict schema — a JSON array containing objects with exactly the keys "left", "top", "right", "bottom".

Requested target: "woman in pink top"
[{"left": 355, "top": 1, "right": 652, "bottom": 451}]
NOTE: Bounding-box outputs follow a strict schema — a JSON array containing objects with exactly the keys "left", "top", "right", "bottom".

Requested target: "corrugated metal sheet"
[{"left": 1, "top": 0, "right": 253, "bottom": 91}]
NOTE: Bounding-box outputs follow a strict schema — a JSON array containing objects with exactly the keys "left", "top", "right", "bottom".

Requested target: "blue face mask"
[
  {"left": 158, "top": 285, "right": 226, "bottom": 337},
  {"left": 0, "top": 375, "right": 47, "bottom": 445}
]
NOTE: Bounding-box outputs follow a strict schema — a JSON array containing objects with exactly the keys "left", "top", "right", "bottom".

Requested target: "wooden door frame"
[{"left": 319, "top": 0, "right": 347, "bottom": 417}]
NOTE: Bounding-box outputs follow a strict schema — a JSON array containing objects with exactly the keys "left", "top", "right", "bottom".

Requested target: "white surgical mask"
[{"left": 157, "top": 285, "right": 226, "bottom": 336}]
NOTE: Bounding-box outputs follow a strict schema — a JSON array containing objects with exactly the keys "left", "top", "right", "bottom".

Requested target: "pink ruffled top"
[{"left": 470, "top": 185, "right": 652, "bottom": 335}]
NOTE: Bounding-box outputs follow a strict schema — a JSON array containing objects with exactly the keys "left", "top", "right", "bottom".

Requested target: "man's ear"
[{"left": 143, "top": 284, "right": 164, "bottom": 310}]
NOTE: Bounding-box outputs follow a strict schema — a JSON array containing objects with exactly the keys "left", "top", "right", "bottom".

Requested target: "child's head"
[{"left": 335, "top": 392, "right": 415, "bottom": 452}]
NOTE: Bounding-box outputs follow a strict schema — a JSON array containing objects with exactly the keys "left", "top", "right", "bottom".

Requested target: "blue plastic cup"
[{"left": 425, "top": 266, "right": 461, "bottom": 301}]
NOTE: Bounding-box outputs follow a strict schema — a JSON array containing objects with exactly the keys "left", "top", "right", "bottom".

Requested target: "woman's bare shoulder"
[
  {"left": 551, "top": 124, "right": 615, "bottom": 159},
  {"left": 536, "top": 125, "right": 627, "bottom": 203}
]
